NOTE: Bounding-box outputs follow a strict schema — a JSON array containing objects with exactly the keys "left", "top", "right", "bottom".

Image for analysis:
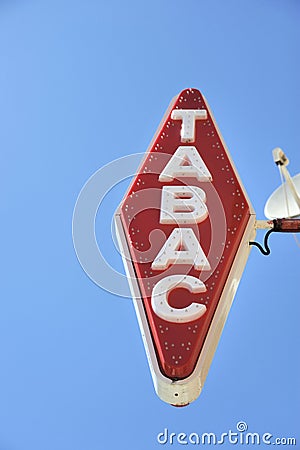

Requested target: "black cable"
[
  {"left": 249, "top": 228, "right": 275, "bottom": 256},
  {"left": 249, "top": 219, "right": 300, "bottom": 255}
]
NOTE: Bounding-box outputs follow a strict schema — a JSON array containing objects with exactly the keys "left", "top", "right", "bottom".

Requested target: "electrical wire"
[{"left": 249, "top": 228, "right": 274, "bottom": 256}]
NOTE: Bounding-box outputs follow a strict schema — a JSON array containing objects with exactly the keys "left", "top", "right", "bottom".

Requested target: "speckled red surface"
[{"left": 120, "top": 89, "right": 251, "bottom": 379}]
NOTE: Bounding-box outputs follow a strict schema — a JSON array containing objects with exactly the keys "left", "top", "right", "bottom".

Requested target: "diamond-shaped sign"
[{"left": 115, "top": 88, "right": 256, "bottom": 406}]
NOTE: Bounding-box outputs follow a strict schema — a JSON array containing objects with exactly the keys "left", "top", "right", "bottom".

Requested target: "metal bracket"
[
  {"left": 250, "top": 218, "right": 300, "bottom": 255},
  {"left": 273, "top": 147, "right": 300, "bottom": 211}
]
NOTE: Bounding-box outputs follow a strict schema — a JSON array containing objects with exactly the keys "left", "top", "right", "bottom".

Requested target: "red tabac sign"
[{"left": 115, "top": 88, "right": 256, "bottom": 406}]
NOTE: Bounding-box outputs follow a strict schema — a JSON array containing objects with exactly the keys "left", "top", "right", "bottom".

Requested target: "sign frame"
[{"left": 114, "top": 89, "right": 256, "bottom": 406}]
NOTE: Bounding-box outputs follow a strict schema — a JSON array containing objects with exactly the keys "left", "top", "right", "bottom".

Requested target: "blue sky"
[{"left": 0, "top": 1, "right": 299, "bottom": 449}]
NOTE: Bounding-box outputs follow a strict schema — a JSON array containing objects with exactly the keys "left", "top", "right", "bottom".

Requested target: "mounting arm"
[{"left": 249, "top": 218, "right": 300, "bottom": 255}]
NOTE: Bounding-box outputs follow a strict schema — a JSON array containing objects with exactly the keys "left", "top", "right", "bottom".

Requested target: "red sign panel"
[{"left": 115, "top": 88, "right": 255, "bottom": 406}]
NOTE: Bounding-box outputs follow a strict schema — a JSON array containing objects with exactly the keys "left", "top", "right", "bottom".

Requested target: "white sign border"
[{"left": 114, "top": 90, "right": 256, "bottom": 405}]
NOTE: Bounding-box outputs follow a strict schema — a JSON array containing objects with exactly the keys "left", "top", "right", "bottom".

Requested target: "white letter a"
[{"left": 159, "top": 146, "right": 212, "bottom": 182}]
